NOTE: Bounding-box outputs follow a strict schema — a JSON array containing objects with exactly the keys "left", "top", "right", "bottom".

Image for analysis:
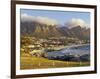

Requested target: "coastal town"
[{"left": 21, "top": 36, "right": 89, "bottom": 57}]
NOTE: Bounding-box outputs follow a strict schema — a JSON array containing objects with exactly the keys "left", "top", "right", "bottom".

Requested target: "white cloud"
[
  {"left": 35, "top": 16, "right": 58, "bottom": 25},
  {"left": 21, "top": 13, "right": 58, "bottom": 25},
  {"left": 21, "top": 13, "right": 35, "bottom": 22},
  {"left": 65, "top": 18, "right": 89, "bottom": 28}
]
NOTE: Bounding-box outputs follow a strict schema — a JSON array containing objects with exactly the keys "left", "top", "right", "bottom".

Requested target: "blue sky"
[{"left": 20, "top": 9, "right": 90, "bottom": 25}]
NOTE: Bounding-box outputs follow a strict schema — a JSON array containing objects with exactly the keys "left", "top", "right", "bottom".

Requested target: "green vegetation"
[
  {"left": 20, "top": 53, "right": 90, "bottom": 70},
  {"left": 20, "top": 36, "right": 90, "bottom": 70}
]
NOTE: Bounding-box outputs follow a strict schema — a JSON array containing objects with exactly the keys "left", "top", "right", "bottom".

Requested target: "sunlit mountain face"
[{"left": 21, "top": 14, "right": 90, "bottom": 40}]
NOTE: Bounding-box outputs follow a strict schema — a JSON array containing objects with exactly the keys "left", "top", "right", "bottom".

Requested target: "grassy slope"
[{"left": 20, "top": 54, "right": 90, "bottom": 70}]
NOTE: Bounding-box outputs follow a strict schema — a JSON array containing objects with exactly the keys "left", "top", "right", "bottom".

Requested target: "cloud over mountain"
[
  {"left": 65, "top": 18, "right": 89, "bottom": 29},
  {"left": 21, "top": 13, "right": 35, "bottom": 22},
  {"left": 21, "top": 13, "right": 58, "bottom": 25},
  {"left": 21, "top": 15, "right": 90, "bottom": 40}
]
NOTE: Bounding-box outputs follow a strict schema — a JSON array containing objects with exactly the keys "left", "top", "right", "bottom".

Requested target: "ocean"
[{"left": 46, "top": 44, "right": 90, "bottom": 61}]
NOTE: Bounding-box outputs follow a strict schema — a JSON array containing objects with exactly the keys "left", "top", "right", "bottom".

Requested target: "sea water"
[{"left": 46, "top": 44, "right": 90, "bottom": 60}]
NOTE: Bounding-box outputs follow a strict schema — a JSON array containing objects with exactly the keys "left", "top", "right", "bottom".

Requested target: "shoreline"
[{"left": 46, "top": 43, "right": 90, "bottom": 51}]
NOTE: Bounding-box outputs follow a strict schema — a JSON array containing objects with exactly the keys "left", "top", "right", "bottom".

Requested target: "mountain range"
[{"left": 21, "top": 21, "right": 90, "bottom": 40}]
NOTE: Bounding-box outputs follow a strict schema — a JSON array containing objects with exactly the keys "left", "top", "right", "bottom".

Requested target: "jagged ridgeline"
[
  {"left": 21, "top": 21, "right": 62, "bottom": 38},
  {"left": 21, "top": 20, "right": 90, "bottom": 40}
]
